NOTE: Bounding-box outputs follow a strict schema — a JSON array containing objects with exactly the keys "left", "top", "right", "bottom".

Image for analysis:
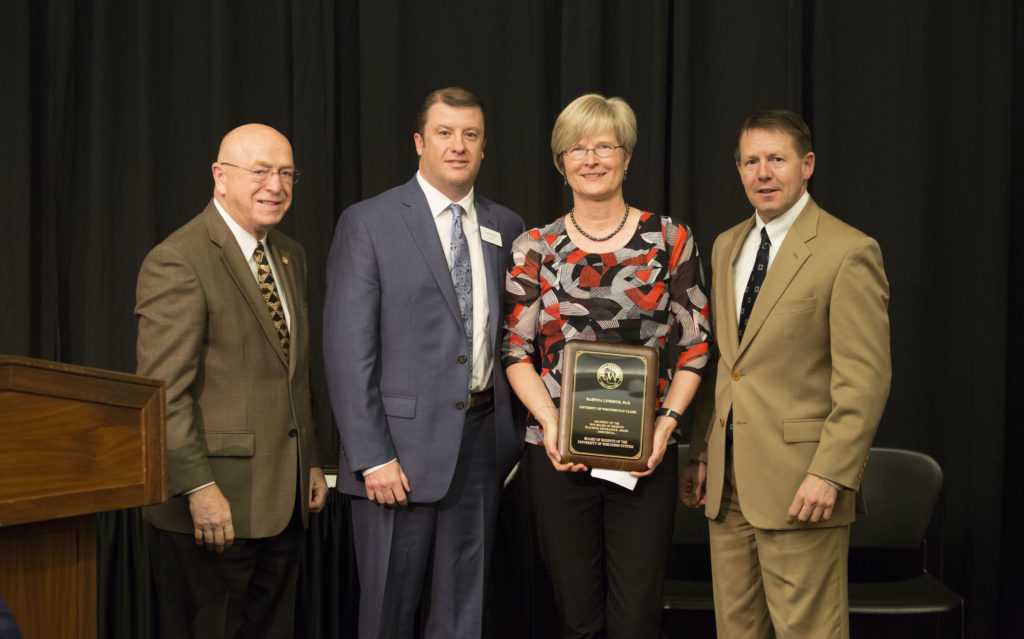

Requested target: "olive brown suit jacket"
[
  {"left": 136, "top": 201, "right": 321, "bottom": 538},
  {"left": 691, "top": 197, "right": 891, "bottom": 530}
]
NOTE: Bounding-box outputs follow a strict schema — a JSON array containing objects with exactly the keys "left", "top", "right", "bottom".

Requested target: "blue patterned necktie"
[
  {"left": 737, "top": 227, "right": 771, "bottom": 342},
  {"left": 253, "top": 241, "right": 290, "bottom": 357},
  {"left": 448, "top": 204, "right": 473, "bottom": 350}
]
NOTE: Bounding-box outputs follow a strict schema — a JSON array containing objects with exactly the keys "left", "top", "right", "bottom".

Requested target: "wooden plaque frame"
[{"left": 557, "top": 342, "right": 657, "bottom": 472}]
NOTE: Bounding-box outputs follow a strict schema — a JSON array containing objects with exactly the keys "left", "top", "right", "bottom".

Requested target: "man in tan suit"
[
  {"left": 681, "top": 110, "right": 890, "bottom": 638},
  {"left": 136, "top": 124, "right": 328, "bottom": 639}
]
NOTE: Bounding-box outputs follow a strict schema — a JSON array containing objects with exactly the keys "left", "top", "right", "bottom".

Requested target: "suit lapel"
[
  {"left": 476, "top": 198, "right": 502, "bottom": 346},
  {"left": 202, "top": 204, "right": 289, "bottom": 368},
  {"left": 399, "top": 181, "right": 464, "bottom": 327},
  {"left": 737, "top": 201, "right": 818, "bottom": 356},
  {"left": 718, "top": 219, "right": 754, "bottom": 364}
]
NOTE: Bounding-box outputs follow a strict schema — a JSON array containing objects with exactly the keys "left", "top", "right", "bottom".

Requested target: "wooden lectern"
[{"left": 0, "top": 355, "right": 165, "bottom": 639}]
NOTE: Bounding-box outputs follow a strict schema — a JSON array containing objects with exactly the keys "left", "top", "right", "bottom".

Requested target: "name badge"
[{"left": 480, "top": 226, "right": 503, "bottom": 247}]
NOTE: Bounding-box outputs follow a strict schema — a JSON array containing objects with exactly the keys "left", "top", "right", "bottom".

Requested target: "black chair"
[
  {"left": 662, "top": 446, "right": 964, "bottom": 638},
  {"left": 849, "top": 447, "right": 965, "bottom": 638},
  {"left": 662, "top": 443, "right": 715, "bottom": 612}
]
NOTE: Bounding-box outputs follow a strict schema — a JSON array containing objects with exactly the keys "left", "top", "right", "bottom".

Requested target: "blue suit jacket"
[
  {"left": 0, "top": 595, "right": 22, "bottom": 639},
  {"left": 324, "top": 177, "right": 526, "bottom": 502}
]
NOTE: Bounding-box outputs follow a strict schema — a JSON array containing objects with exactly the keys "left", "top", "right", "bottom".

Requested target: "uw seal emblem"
[{"left": 596, "top": 362, "right": 624, "bottom": 390}]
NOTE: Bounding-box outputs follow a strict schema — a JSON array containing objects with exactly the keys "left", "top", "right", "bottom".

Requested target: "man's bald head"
[
  {"left": 217, "top": 123, "right": 292, "bottom": 164},
  {"left": 212, "top": 124, "right": 295, "bottom": 240}
]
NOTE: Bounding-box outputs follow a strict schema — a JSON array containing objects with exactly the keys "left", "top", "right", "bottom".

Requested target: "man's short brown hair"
[
  {"left": 734, "top": 109, "right": 813, "bottom": 162},
  {"left": 417, "top": 87, "right": 485, "bottom": 135}
]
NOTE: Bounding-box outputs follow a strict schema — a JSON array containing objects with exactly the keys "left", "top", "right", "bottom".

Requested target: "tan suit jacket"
[
  {"left": 136, "top": 201, "right": 321, "bottom": 538},
  {"left": 691, "top": 197, "right": 890, "bottom": 530}
]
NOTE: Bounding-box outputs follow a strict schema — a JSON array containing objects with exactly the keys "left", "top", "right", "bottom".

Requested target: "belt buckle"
[{"left": 470, "top": 390, "right": 493, "bottom": 408}]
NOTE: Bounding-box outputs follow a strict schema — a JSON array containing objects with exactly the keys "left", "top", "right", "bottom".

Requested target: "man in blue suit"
[{"left": 323, "top": 87, "right": 525, "bottom": 639}]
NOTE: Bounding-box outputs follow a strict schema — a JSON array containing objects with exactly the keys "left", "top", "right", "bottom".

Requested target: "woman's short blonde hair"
[{"left": 550, "top": 94, "right": 637, "bottom": 175}]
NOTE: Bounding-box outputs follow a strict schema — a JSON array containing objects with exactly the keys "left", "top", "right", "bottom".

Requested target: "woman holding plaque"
[{"left": 502, "top": 94, "right": 711, "bottom": 637}]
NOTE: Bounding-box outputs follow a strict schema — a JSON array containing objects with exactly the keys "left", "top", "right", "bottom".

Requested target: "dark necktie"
[
  {"left": 737, "top": 227, "right": 771, "bottom": 342},
  {"left": 449, "top": 204, "right": 473, "bottom": 351},
  {"left": 728, "top": 226, "right": 771, "bottom": 443},
  {"left": 253, "top": 241, "right": 290, "bottom": 357}
]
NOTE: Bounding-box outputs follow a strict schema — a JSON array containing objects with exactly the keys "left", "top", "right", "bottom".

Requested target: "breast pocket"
[{"left": 774, "top": 296, "right": 816, "bottom": 315}]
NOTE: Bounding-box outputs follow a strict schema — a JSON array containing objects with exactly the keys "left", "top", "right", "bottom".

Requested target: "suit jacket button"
[
  {"left": 732, "top": 372, "right": 741, "bottom": 381},
  {"left": 456, "top": 401, "right": 466, "bottom": 410},
  {"left": 458, "top": 355, "right": 468, "bottom": 364},
  {"left": 288, "top": 429, "right": 298, "bottom": 438}
]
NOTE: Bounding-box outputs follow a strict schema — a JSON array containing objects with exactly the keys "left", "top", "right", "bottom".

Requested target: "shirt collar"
[
  {"left": 213, "top": 197, "right": 264, "bottom": 260},
  {"left": 754, "top": 190, "right": 809, "bottom": 246},
  {"left": 416, "top": 171, "right": 475, "bottom": 220}
]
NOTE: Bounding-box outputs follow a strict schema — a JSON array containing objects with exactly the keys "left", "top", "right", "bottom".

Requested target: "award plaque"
[{"left": 558, "top": 341, "right": 658, "bottom": 472}]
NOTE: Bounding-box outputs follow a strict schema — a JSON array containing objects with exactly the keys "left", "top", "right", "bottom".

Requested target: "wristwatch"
[{"left": 655, "top": 407, "right": 683, "bottom": 424}]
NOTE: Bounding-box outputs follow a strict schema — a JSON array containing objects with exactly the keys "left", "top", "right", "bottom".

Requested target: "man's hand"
[
  {"left": 309, "top": 467, "right": 328, "bottom": 513},
  {"left": 188, "top": 484, "right": 234, "bottom": 553},
  {"left": 786, "top": 473, "right": 838, "bottom": 523},
  {"left": 679, "top": 460, "right": 707, "bottom": 507},
  {"left": 364, "top": 461, "right": 411, "bottom": 506}
]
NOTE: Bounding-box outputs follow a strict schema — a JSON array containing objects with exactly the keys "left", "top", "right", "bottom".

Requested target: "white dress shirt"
[{"left": 732, "top": 190, "right": 809, "bottom": 318}]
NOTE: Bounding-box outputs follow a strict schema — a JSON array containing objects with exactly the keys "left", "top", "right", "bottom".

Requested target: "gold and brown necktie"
[{"left": 253, "top": 241, "right": 290, "bottom": 357}]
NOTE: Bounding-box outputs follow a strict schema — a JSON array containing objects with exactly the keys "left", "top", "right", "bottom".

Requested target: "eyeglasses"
[
  {"left": 562, "top": 144, "right": 625, "bottom": 161},
  {"left": 220, "top": 162, "right": 301, "bottom": 185}
]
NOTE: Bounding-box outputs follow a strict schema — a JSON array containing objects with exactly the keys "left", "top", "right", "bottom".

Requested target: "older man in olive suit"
[{"left": 136, "top": 123, "right": 327, "bottom": 639}]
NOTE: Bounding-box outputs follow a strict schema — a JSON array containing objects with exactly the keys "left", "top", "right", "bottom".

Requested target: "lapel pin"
[{"left": 282, "top": 256, "right": 289, "bottom": 265}]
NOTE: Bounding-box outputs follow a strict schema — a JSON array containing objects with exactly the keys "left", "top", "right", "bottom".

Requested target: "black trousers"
[
  {"left": 526, "top": 444, "right": 678, "bottom": 639},
  {"left": 147, "top": 510, "right": 304, "bottom": 639}
]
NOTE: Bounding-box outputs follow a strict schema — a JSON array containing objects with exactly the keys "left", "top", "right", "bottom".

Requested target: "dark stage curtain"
[{"left": 4, "top": 1, "right": 1023, "bottom": 637}]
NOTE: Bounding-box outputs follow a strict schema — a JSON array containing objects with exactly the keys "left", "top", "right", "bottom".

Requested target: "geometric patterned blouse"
[{"left": 502, "top": 210, "right": 712, "bottom": 444}]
